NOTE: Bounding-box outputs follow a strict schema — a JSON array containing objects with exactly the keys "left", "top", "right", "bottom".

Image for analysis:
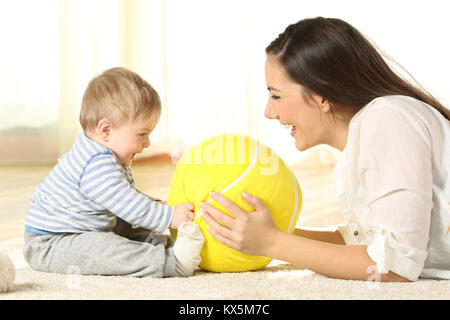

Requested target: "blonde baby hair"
[{"left": 79, "top": 67, "right": 161, "bottom": 133}]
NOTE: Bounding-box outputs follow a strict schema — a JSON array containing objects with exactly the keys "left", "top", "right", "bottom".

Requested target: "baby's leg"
[
  {"left": 114, "top": 217, "right": 174, "bottom": 246},
  {"left": 23, "top": 231, "right": 176, "bottom": 277},
  {"left": 172, "top": 222, "right": 205, "bottom": 277},
  {"left": 115, "top": 219, "right": 205, "bottom": 277}
]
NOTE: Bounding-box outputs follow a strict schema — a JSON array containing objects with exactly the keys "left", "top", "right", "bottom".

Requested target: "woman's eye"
[{"left": 271, "top": 95, "right": 281, "bottom": 100}]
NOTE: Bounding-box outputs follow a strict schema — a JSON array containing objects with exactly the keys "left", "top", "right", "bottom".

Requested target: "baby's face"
[{"left": 108, "top": 118, "right": 154, "bottom": 167}]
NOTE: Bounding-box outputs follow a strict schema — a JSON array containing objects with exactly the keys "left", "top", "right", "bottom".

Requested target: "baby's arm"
[{"left": 79, "top": 155, "right": 173, "bottom": 233}]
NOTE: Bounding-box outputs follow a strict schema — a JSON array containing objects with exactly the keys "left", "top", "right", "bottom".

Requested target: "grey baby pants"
[{"left": 23, "top": 219, "right": 177, "bottom": 277}]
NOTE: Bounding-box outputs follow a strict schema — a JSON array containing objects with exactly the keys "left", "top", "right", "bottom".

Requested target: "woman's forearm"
[
  {"left": 267, "top": 230, "right": 409, "bottom": 282},
  {"left": 293, "top": 227, "right": 345, "bottom": 245},
  {"left": 267, "top": 230, "right": 370, "bottom": 280}
]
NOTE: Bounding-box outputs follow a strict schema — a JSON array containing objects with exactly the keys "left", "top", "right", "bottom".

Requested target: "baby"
[{"left": 23, "top": 67, "right": 204, "bottom": 277}]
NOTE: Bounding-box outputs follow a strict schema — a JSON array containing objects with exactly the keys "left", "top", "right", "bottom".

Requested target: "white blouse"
[{"left": 334, "top": 95, "right": 450, "bottom": 281}]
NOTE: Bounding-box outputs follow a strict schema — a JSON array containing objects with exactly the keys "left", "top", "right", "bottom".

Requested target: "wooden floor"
[{"left": 0, "top": 156, "right": 344, "bottom": 240}]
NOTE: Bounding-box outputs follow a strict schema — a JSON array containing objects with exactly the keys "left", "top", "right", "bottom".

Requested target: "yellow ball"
[{"left": 168, "top": 133, "right": 302, "bottom": 272}]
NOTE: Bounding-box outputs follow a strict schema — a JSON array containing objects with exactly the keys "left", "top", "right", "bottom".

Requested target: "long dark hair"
[{"left": 266, "top": 17, "right": 450, "bottom": 122}]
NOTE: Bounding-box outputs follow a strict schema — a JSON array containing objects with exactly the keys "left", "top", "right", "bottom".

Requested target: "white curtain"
[{"left": 0, "top": 0, "right": 448, "bottom": 166}]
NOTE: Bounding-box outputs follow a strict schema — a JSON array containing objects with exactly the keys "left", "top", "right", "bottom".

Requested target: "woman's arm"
[
  {"left": 293, "top": 227, "right": 345, "bottom": 245},
  {"left": 200, "top": 192, "right": 409, "bottom": 282},
  {"left": 269, "top": 230, "right": 408, "bottom": 281}
]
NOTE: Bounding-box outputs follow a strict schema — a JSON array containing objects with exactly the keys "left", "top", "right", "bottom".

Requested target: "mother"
[{"left": 200, "top": 17, "right": 450, "bottom": 282}]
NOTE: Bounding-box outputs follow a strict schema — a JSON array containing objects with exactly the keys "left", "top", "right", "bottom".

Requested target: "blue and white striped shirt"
[{"left": 25, "top": 133, "right": 173, "bottom": 234}]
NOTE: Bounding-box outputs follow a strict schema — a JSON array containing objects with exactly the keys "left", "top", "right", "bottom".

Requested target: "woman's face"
[{"left": 264, "top": 56, "right": 331, "bottom": 151}]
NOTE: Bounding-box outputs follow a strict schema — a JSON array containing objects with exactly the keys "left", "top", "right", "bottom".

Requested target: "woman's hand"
[{"left": 200, "top": 191, "right": 279, "bottom": 257}]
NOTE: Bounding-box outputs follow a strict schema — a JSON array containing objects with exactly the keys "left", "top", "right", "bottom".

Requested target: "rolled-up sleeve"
[
  {"left": 359, "top": 105, "right": 433, "bottom": 281},
  {"left": 366, "top": 226, "right": 428, "bottom": 281}
]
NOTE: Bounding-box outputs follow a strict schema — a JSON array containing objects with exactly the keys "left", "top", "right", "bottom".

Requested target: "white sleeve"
[{"left": 359, "top": 105, "right": 433, "bottom": 281}]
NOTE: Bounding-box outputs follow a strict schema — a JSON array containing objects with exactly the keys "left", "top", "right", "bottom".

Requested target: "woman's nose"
[{"left": 264, "top": 102, "right": 278, "bottom": 119}]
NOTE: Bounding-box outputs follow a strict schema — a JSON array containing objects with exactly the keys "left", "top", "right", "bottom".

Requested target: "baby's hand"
[{"left": 170, "top": 203, "right": 195, "bottom": 229}]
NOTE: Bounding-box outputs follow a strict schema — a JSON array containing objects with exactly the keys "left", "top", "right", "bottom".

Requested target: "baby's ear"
[{"left": 97, "top": 119, "right": 113, "bottom": 142}]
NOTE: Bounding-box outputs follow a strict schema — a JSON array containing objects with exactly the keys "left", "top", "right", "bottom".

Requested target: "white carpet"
[{"left": 1, "top": 236, "right": 449, "bottom": 300}]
